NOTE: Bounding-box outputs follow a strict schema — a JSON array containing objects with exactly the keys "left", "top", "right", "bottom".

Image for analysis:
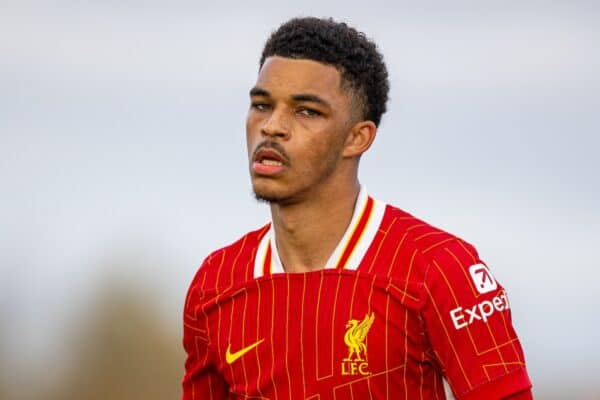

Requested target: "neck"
[{"left": 270, "top": 180, "right": 361, "bottom": 273}]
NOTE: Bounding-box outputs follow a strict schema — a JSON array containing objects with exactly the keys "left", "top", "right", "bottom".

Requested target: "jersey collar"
[{"left": 253, "top": 186, "right": 386, "bottom": 277}]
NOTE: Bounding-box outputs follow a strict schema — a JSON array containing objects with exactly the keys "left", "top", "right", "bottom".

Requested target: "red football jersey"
[{"left": 182, "top": 189, "right": 532, "bottom": 399}]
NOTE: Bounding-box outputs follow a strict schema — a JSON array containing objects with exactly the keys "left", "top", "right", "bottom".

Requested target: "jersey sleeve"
[
  {"left": 419, "top": 239, "right": 532, "bottom": 400},
  {"left": 182, "top": 259, "right": 228, "bottom": 400}
]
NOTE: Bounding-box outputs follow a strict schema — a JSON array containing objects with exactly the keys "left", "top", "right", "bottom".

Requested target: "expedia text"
[{"left": 450, "top": 290, "right": 510, "bottom": 330}]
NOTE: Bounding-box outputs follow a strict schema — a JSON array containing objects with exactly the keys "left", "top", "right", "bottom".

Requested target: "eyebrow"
[
  {"left": 249, "top": 87, "right": 332, "bottom": 109},
  {"left": 249, "top": 87, "right": 270, "bottom": 97}
]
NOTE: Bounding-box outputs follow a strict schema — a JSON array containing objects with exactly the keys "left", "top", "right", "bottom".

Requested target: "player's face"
[{"left": 246, "top": 56, "right": 355, "bottom": 204}]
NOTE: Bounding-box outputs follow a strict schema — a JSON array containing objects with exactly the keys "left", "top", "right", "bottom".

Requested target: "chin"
[
  {"left": 252, "top": 181, "right": 294, "bottom": 205},
  {"left": 254, "top": 192, "right": 284, "bottom": 204},
  {"left": 253, "top": 188, "right": 288, "bottom": 204}
]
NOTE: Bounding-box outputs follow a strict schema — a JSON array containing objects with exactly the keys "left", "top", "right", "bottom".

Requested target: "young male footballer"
[{"left": 183, "top": 17, "right": 533, "bottom": 399}]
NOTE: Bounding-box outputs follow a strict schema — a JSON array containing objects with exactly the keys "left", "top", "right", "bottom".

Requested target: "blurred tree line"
[
  {"left": 56, "top": 288, "right": 183, "bottom": 400},
  {"left": 2, "top": 284, "right": 184, "bottom": 400}
]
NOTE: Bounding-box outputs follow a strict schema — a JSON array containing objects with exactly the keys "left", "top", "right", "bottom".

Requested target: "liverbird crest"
[{"left": 343, "top": 312, "right": 375, "bottom": 362}]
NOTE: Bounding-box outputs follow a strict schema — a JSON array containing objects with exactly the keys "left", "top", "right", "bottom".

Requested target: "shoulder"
[
  {"left": 375, "top": 203, "right": 481, "bottom": 283},
  {"left": 187, "top": 224, "right": 270, "bottom": 295},
  {"left": 388, "top": 203, "right": 531, "bottom": 399}
]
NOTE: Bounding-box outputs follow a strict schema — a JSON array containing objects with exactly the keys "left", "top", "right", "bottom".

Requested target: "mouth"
[
  {"left": 252, "top": 148, "right": 287, "bottom": 176},
  {"left": 254, "top": 148, "right": 286, "bottom": 164}
]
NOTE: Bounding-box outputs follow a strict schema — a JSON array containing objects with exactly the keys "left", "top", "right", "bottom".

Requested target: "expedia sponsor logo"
[
  {"left": 450, "top": 290, "right": 510, "bottom": 330},
  {"left": 468, "top": 263, "right": 497, "bottom": 294}
]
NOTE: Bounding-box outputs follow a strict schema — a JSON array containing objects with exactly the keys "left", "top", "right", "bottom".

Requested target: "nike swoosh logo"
[{"left": 225, "top": 339, "right": 264, "bottom": 364}]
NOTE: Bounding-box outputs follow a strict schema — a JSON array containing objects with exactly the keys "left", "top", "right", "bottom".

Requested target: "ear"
[{"left": 342, "top": 120, "right": 377, "bottom": 158}]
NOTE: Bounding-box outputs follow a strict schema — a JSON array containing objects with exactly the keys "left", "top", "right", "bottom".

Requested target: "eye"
[
  {"left": 298, "top": 108, "right": 322, "bottom": 117},
  {"left": 251, "top": 102, "right": 271, "bottom": 111}
]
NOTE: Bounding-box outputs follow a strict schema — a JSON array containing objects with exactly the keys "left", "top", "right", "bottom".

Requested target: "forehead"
[{"left": 255, "top": 56, "right": 345, "bottom": 100}]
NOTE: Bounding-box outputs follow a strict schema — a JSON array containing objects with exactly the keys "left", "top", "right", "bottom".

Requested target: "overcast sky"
[{"left": 1, "top": 1, "right": 599, "bottom": 396}]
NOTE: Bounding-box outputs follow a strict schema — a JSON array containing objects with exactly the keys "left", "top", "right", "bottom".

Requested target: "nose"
[{"left": 261, "top": 108, "right": 290, "bottom": 139}]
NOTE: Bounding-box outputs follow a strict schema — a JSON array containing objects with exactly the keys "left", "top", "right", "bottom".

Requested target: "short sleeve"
[{"left": 419, "top": 239, "right": 532, "bottom": 400}]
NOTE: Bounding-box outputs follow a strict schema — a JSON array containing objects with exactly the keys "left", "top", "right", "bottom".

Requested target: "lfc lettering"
[{"left": 341, "top": 361, "right": 369, "bottom": 376}]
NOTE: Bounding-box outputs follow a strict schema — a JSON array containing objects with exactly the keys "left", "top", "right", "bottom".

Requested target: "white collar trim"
[{"left": 253, "top": 186, "right": 386, "bottom": 277}]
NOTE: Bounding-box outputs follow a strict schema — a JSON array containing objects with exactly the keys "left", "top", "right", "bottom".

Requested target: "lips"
[
  {"left": 252, "top": 147, "right": 288, "bottom": 176},
  {"left": 255, "top": 148, "right": 285, "bottom": 164}
]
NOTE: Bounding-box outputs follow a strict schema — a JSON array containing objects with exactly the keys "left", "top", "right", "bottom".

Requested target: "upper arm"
[
  {"left": 419, "top": 240, "right": 532, "bottom": 400},
  {"left": 182, "top": 259, "right": 228, "bottom": 400}
]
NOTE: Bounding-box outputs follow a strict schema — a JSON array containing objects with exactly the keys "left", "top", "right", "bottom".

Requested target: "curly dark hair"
[{"left": 260, "top": 17, "right": 389, "bottom": 127}]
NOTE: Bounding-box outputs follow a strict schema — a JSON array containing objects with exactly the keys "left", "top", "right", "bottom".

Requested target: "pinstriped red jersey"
[{"left": 182, "top": 189, "right": 532, "bottom": 399}]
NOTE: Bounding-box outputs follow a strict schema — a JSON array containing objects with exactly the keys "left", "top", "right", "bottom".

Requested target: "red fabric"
[
  {"left": 459, "top": 368, "right": 532, "bottom": 400},
  {"left": 418, "top": 232, "right": 532, "bottom": 399},
  {"left": 182, "top": 205, "right": 532, "bottom": 399},
  {"left": 505, "top": 389, "right": 533, "bottom": 400}
]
